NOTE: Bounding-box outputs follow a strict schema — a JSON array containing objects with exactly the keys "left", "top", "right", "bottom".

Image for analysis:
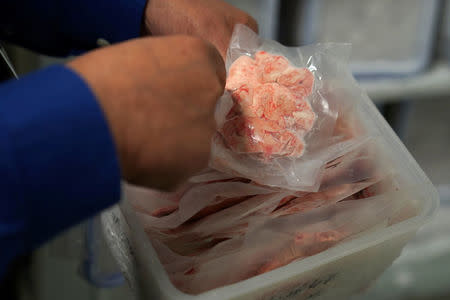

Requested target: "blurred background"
[{"left": 1, "top": 0, "right": 449, "bottom": 299}]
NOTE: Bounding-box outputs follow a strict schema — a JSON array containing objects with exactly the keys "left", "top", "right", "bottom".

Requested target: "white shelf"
[{"left": 359, "top": 62, "right": 450, "bottom": 103}]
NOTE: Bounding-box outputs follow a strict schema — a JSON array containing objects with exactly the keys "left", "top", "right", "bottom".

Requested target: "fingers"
[
  {"left": 67, "top": 36, "right": 227, "bottom": 191},
  {"left": 245, "top": 15, "right": 259, "bottom": 34},
  {"left": 176, "top": 36, "right": 226, "bottom": 107},
  {"left": 205, "top": 40, "right": 227, "bottom": 95}
]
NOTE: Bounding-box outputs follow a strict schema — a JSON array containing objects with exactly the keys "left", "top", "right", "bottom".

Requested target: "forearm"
[
  {"left": 0, "top": 0, "right": 146, "bottom": 56},
  {"left": 0, "top": 65, "right": 121, "bottom": 278}
]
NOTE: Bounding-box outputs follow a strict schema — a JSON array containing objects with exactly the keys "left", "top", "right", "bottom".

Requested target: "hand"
[
  {"left": 68, "top": 36, "right": 225, "bottom": 190},
  {"left": 143, "top": 0, "right": 259, "bottom": 58}
]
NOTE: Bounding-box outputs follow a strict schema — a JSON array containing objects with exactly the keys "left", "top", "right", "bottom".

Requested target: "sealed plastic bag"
[
  {"left": 132, "top": 179, "right": 274, "bottom": 229},
  {"left": 210, "top": 25, "right": 371, "bottom": 191},
  {"left": 148, "top": 180, "right": 408, "bottom": 294}
]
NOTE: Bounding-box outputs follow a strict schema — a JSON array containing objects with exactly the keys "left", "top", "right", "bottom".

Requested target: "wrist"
[{"left": 66, "top": 55, "right": 127, "bottom": 175}]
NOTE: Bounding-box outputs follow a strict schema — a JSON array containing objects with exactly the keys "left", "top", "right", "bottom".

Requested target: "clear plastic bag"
[
  {"left": 127, "top": 167, "right": 395, "bottom": 290},
  {"left": 150, "top": 180, "right": 407, "bottom": 294},
  {"left": 210, "top": 25, "right": 369, "bottom": 191},
  {"left": 133, "top": 179, "right": 275, "bottom": 229}
]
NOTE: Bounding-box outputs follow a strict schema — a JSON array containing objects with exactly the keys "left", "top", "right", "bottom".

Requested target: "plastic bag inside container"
[
  {"left": 129, "top": 136, "right": 390, "bottom": 232},
  {"left": 144, "top": 177, "right": 410, "bottom": 294},
  {"left": 133, "top": 179, "right": 275, "bottom": 229},
  {"left": 210, "top": 24, "right": 369, "bottom": 191}
]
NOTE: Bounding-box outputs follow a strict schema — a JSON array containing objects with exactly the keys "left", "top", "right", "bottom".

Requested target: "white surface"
[
  {"left": 296, "top": 0, "right": 439, "bottom": 76},
  {"left": 441, "top": 0, "right": 450, "bottom": 59},
  {"left": 360, "top": 62, "right": 450, "bottom": 102}
]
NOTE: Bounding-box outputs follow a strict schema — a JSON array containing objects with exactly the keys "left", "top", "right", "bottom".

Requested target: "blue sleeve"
[
  {"left": 0, "top": 65, "right": 121, "bottom": 278},
  {"left": 0, "top": 0, "right": 147, "bottom": 56}
]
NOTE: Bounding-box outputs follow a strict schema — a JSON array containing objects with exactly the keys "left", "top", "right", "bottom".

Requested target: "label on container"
[{"left": 262, "top": 272, "right": 339, "bottom": 300}]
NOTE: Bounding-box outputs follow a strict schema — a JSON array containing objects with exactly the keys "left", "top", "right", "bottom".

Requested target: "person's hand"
[
  {"left": 68, "top": 36, "right": 225, "bottom": 190},
  {"left": 143, "top": 0, "right": 259, "bottom": 58}
]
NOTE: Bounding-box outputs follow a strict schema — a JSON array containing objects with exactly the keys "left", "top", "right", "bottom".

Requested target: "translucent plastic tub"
[
  {"left": 102, "top": 73, "right": 439, "bottom": 298},
  {"left": 351, "top": 185, "right": 450, "bottom": 299}
]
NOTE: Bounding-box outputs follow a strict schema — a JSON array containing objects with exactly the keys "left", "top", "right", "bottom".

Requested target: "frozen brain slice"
[
  {"left": 278, "top": 67, "right": 314, "bottom": 89},
  {"left": 221, "top": 116, "right": 279, "bottom": 154},
  {"left": 291, "top": 101, "right": 316, "bottom": 132},
  {"left": 222, "top": 51, "right": 315, "bottom": 158},
  {"left": 221, "top": 116, "right": 305, "bottom": 156},
  {"left": 253, "top": 83, "right": 297, "bottom": 125},
  {"left": 290, "top": 84, "right": 313, "bottom": 101},
  {"left": 279, "top": 67, "right": 314, "bottom": 102},
  {"left": 230, "top": 85, "right": 262, "bottom": 118},
  {"left": 255, "top": 51, "right": 290, "bottom": 83},
  {"left": 226, "top": 55, "right": 257, "bottom": 91}
]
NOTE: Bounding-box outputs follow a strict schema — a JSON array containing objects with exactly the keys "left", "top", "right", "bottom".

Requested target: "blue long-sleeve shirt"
[{"left": 0, "top": 0, "right": 146, "bottom": 278}]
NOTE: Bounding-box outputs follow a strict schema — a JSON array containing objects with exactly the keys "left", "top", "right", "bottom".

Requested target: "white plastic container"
[
  {"left": 102, "top": 78, "right": 439, "bottom": 299},
  {"left": 293, "top": 0, "right": 439, "bottom": 77},
  {"left": 224, "top": 0, "right": 279, "bottom": 40}
]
